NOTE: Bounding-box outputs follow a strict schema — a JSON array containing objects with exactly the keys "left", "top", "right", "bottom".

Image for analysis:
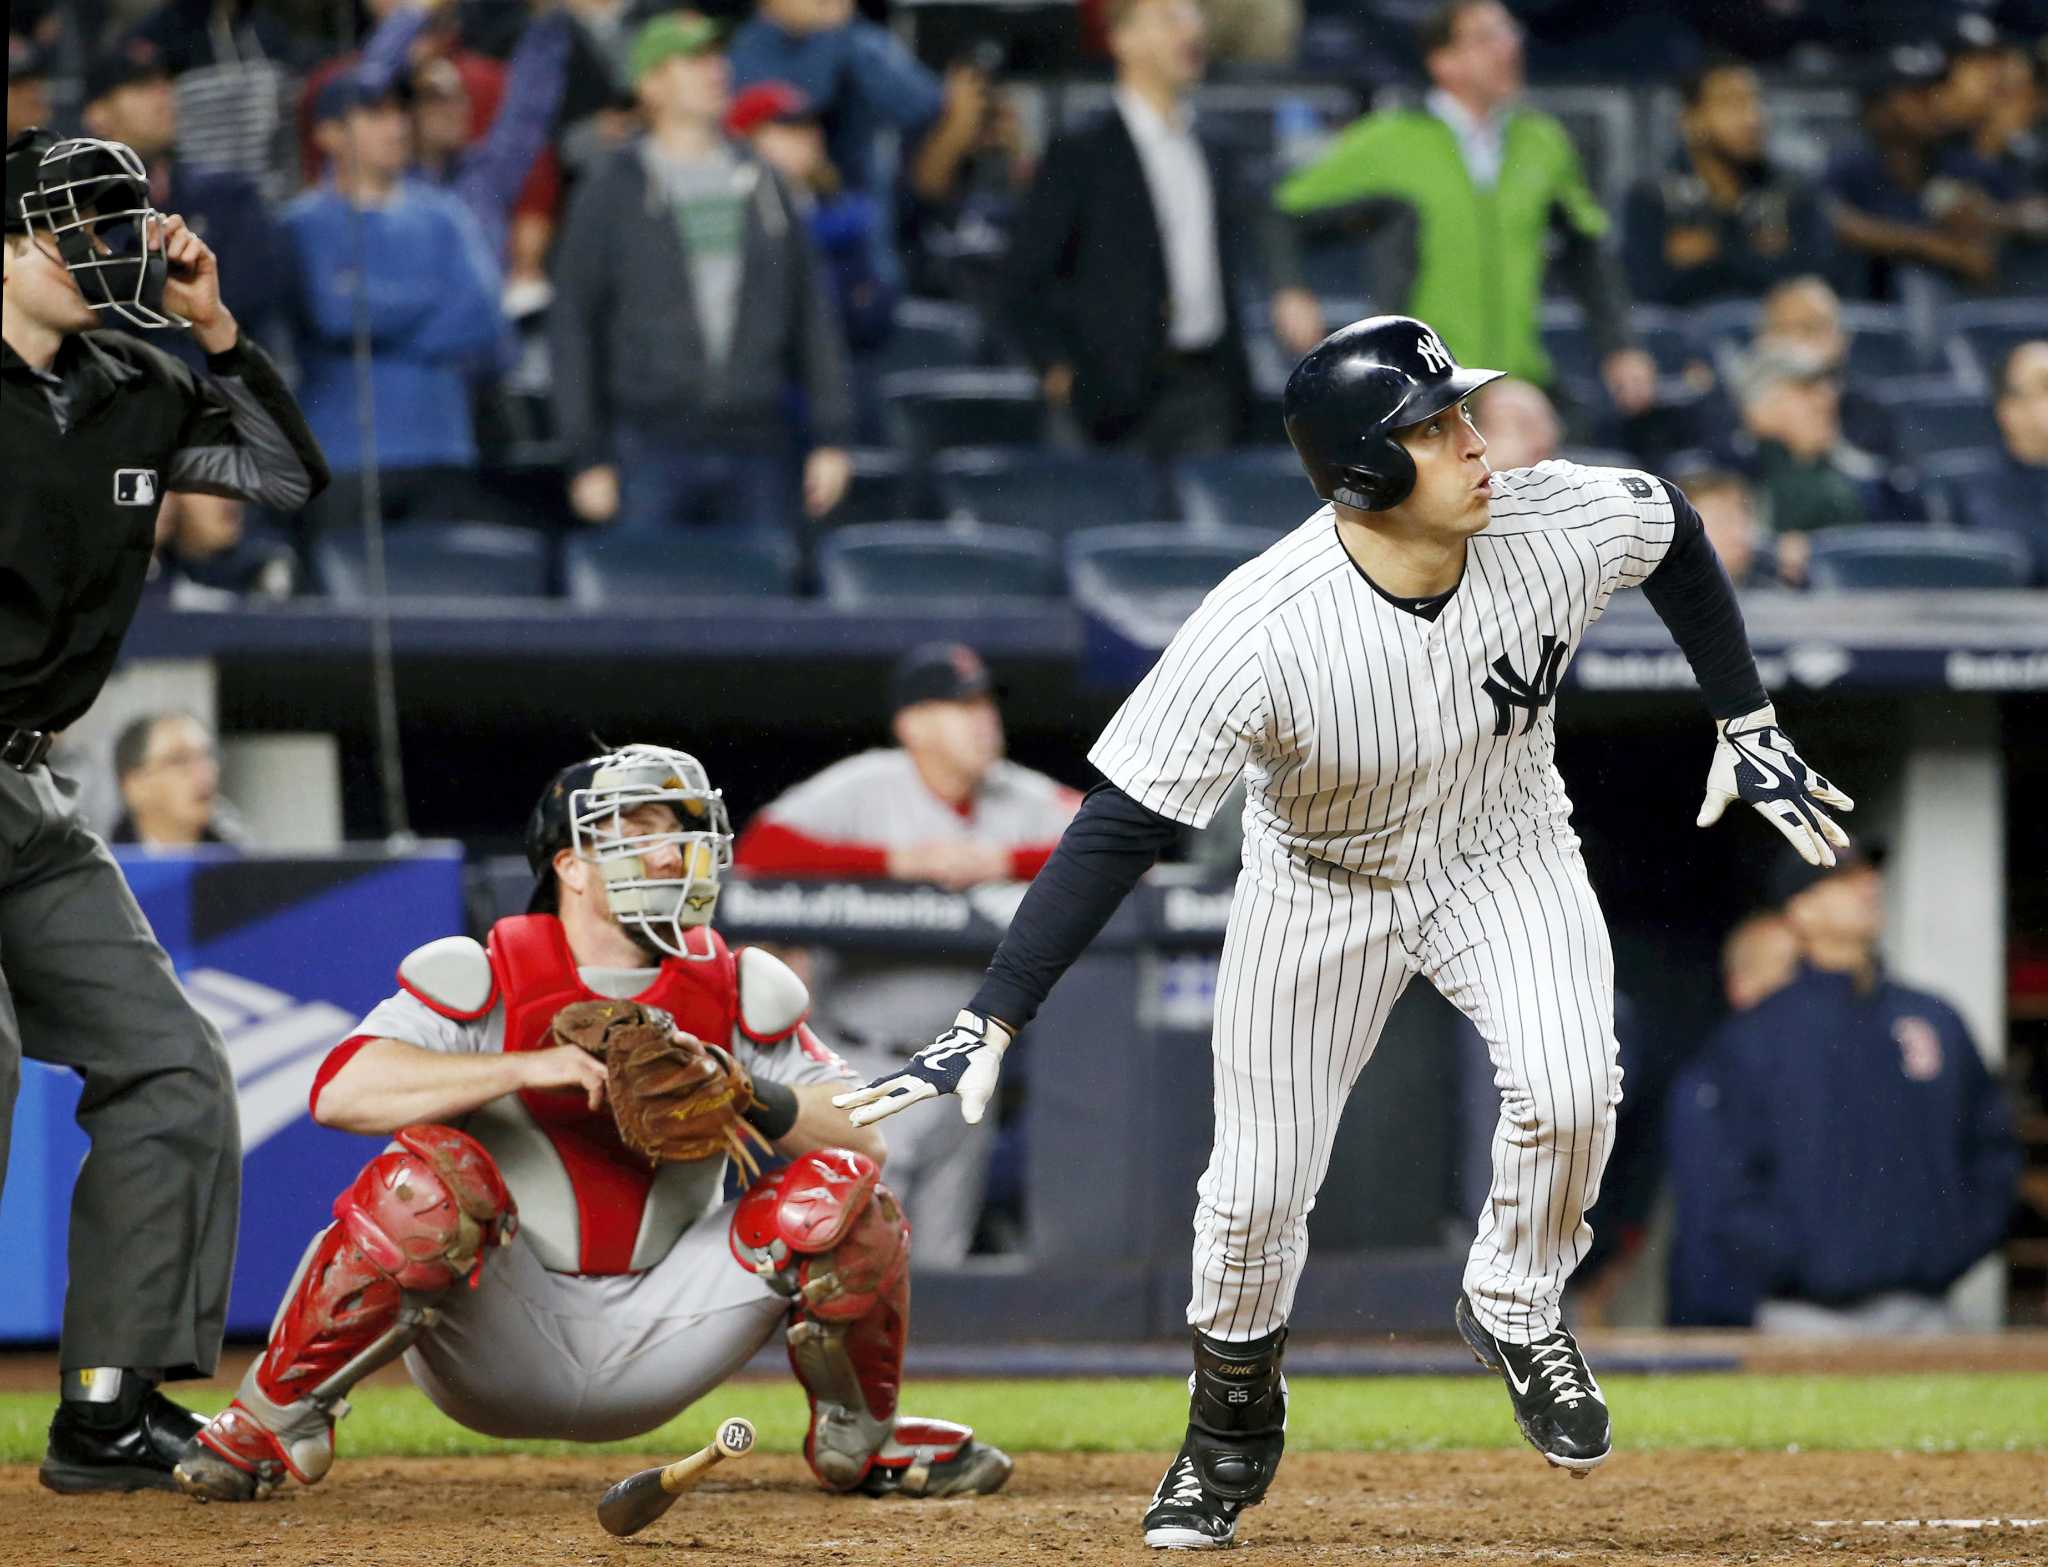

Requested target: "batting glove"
[
  {"left": 832, "top": 1009, "right": 1014, "bottom": 1128},
  {"left": 1696, "top": 703, "right": 1854, "bottom": 867}
]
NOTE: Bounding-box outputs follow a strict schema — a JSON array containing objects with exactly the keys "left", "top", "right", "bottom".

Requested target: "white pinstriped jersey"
[{"left": 1089, "top": 461, "right": 1679, "bottom": 879}]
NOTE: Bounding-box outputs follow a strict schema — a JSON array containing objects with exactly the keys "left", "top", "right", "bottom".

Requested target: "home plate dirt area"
[{"left": 5, "top": 1450, "right": 2046, "bottom": 1567}]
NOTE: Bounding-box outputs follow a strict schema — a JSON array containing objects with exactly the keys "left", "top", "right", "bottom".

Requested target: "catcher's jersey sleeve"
[
  {"left": 1088, "top": 560, "right": 1281, "bottom": 829},
  {"left": 734, "top": 1026, "right": 852, "bottom": 1090},
  {"left": 351, "top": 989, "right": 493, "bottom": 1054}
]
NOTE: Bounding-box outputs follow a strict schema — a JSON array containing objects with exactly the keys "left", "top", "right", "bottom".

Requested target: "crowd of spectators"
[{"left": 10, "top": 0, "right": 2047, "bottom": 599}]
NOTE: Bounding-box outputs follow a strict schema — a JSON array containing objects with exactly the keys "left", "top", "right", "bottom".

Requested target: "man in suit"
[{"left": 1002, "top": 0, "right": 1289, "bottom": 458}]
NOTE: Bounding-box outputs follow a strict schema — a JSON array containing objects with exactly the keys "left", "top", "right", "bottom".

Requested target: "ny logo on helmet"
[{"left": 1415, "top": 329, "right": 1452, "bottom": 374}]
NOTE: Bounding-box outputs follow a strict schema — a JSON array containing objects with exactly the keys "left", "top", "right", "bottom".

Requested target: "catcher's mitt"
[{"left": 551, "top": 999, "right": 773, "bottom": 1180}]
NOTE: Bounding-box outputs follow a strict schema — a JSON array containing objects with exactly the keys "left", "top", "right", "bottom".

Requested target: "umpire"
[{"left": 2, "top": 127, "right": 327, "bottom": 1492}]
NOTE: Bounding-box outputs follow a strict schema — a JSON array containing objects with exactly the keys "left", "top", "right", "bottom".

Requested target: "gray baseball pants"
[{"left": 0, "top": 761, "right": 240, "bottom": 1377}]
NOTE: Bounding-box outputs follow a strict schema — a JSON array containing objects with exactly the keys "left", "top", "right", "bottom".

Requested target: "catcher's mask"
[
  {"left": 4, "top": 128, "right": 181, "bottom": 329},
  {"left": 525, "top": 745, "right": 732, "bottom": 960}
]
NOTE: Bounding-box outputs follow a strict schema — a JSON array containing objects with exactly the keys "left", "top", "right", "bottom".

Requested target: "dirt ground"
[{"left": 5, "top": 1451, "right": 2045, "bottom": 1567}]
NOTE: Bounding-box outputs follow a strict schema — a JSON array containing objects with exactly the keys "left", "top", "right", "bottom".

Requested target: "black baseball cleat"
[
  {"left": 40, "top": 1390, "right": 206, "bottom": 1494},
  {"left": 1143, "top": 1440, "right": 1249, "bottom": 1550},
  {"left": 1454, "top": 1294, "right": 1611, "bottom": 1474}
]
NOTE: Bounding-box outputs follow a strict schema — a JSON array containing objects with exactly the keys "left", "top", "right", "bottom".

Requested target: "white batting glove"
[
  {"left": 832, "top": 1009, "right": 1014, "bottom": 1127},
  {"left": 1696, "top": 703, "right": 1854, "bottom": 867}
]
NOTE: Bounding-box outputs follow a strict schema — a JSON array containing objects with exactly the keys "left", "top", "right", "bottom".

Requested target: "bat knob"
[{"left": 716, "top": 1418, "right": 756, "bottom": 1457}]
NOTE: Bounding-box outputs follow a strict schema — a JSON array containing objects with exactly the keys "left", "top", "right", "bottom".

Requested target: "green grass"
[{"left": 5, "top": 1374, "right": 2043, "bottom": 1465}]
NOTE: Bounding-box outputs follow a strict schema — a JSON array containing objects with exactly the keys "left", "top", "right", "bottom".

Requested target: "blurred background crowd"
[
  {"left": 10, "top": 0, "right": 2048, "bottom": 603},
  {"left": 11, "top": 0, "right": 2046, "bottom": 1335}
]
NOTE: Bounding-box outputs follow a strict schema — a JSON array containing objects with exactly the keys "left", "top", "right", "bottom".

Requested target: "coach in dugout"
[
  {"left": 1665, "top": 846, "right": 2022, "bottom": 1332},
  {"left": 1, "top": 127, "right": 326, "bottom": 1489},
  {"left": 734, "top": 644, "right": 1077, "bottom": 1262}
]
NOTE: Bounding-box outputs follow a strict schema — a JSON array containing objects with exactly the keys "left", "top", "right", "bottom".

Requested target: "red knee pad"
[
  {"left": 256, "top": 1126, "right": 515, "bottom": 1409},
  {"left": 731, "top": 1148, "right": 909, "bottom": 1320},
  {"left": 333, "top": 1124, "right": 519, "bottom": 1293}
]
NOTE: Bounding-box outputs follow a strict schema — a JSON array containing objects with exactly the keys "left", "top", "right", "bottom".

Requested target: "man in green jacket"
[{"left": 1271, "top": 0, "right": 1655, "bottom": 418}]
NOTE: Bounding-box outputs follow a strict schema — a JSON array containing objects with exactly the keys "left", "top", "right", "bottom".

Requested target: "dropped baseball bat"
[{"left": 597, "top": 1417, "right": 756, "bottom": 1537}]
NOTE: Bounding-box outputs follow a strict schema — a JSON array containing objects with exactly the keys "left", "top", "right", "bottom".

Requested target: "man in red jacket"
[{"left": 735, "top": 645, "right": 1077, "bottom": 1261}]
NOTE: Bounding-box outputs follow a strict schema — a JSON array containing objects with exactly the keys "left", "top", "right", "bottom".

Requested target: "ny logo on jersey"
[
  {"left": 1482, "top": 634, "right": 1569, "bottom": 736},
  {"left": 1415, "top": 329, "right": 1453, "bottom": 374}
]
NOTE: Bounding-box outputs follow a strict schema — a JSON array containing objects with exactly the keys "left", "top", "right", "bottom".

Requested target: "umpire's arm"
[{"left": 164, "top": 335, "right": 331, "bottom": 511}]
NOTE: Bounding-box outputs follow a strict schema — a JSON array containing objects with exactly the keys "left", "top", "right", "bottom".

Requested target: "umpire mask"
[
  {"left": 5, "top": 130, "right": 181, "bottom": 329},
  {"left": 565, "top": 745, "right": 733, "bottom": 961}
]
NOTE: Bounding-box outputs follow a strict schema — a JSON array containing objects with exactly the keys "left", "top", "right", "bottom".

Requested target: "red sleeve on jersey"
[
  {"left": 1007, "top": 842, "right": 1060, "bottom": 881},
  {"left": 309, "top": 1035, "right": 378, "bottom": 1120},
  {"left": 733, "top": 819, "right": 891, "bottom": 877}
]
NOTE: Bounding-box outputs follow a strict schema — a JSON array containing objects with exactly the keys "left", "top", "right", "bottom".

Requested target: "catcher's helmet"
[
  {"left": 524, "top": 745, "right": 733, "bottom": 960},
  {"left": 5, "top": 127, "right": 181, "bottom": 328},
  {"left": 1283, "top": 315, "right": 1505, "bottom": 512}
]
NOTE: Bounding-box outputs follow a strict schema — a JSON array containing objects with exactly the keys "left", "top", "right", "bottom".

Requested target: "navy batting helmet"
[{"left": 1283, "top": 316, "right": 1505, "bottom": 512}]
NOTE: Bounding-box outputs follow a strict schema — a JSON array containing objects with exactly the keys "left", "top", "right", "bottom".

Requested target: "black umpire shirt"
[{"left": 1, "top": 329, "right": 328, "bottom": 730}]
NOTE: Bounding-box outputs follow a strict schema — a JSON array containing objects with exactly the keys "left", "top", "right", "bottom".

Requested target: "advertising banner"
[{"left": 0, "top": 848, "right": 464, "bottom": 1340}]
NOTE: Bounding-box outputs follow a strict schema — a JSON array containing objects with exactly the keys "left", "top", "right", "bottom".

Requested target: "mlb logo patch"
[{"left": 114, "top": 468, "right": 159, "bottom": 506}]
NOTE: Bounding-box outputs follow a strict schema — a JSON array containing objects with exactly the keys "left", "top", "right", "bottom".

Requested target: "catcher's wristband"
[{"left": 742, "top": 1077, "right": 799, "bottom": 1141}]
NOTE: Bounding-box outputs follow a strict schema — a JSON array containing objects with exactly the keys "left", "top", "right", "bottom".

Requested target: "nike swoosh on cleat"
[{"left": 1501, "top": 1358, "right": 1532, "bottom": 1396}]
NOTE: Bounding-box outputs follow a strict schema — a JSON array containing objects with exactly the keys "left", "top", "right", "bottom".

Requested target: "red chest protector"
[{"left": 486, "top": 914, "right": 741, "bottom": 1274}]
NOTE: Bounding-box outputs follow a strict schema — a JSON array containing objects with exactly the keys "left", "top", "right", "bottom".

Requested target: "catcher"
[{"left": 173, "top": 744, "right": 1012, "bottom": 1503}]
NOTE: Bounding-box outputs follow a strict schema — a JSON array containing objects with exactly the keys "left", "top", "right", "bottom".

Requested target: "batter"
[{"left": 839, "top": 317, "right": 1853, "bottom": 1549}]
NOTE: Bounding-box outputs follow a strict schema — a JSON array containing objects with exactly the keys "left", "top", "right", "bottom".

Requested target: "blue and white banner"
[{"left": 0, "top": 847, "right": 464, "bottom": 1340}]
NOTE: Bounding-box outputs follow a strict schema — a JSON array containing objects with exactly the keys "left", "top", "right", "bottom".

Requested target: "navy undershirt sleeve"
[
  {"left": 970, "top": 780, "right": 1182, "bottom": 1031},
  {"left": 1641, "top": 479, "right": 1770, "bottom": 719}
]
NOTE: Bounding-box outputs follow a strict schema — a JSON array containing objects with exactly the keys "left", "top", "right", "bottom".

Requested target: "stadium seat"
[
  {"left": 933, "top": 448, "right": 1169, "bottom": 534},
  {"left": 1695, "top": 300, "right": 1948, "bottom": 382},
  {"left": 1176, "top": 448, "right": 1322, "bottom": 532},
  {"left": 1804, "top": 526, "right": 2031, "bottom": 591},
  {"left": 1942, "top": 299, "right": 2048, "bottom": 387},
  {"left": 820, "top": 448, "right": 919, "bottom": 525},
  {"left": 1870, "top": 383, "right": 2000, "bottom": 457},
  {"left": 1836, "top": 304, "right": 1925, "bottom": 380},
  {"left": 881, "top": 369, "right": 1047, "bottom": 459},
  {"left": 316, "top": 522, "right": 552, "bottom": 601},
  {"left": 1541, "top": 302, "right": 1700, "bottom": 398},
  {"left": 1523, "top": 86, "right": 1636, "bottom": 206},
  {"left": 818, "top": 524, "right": 1063, "bottom": 605},
  {"left": 1066, "top": 525, "right": 1270, "bottom": 608},
  {"left": 562, "top": 530, "right": 797, "bottom": 604},
  {"left": 868, "top": 299, "right": 985, "bottom": 377},
  {"left": 1689, "top": 298, "right": 1762, "bottom": 350},
  {"left": 1916, "top": 447, "right": 2004, "bottom": 526}
]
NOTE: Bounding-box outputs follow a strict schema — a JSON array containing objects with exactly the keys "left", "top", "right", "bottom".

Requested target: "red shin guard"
[{"left": 185, "top": 1126, "right": 515, "bottom": 1495}]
